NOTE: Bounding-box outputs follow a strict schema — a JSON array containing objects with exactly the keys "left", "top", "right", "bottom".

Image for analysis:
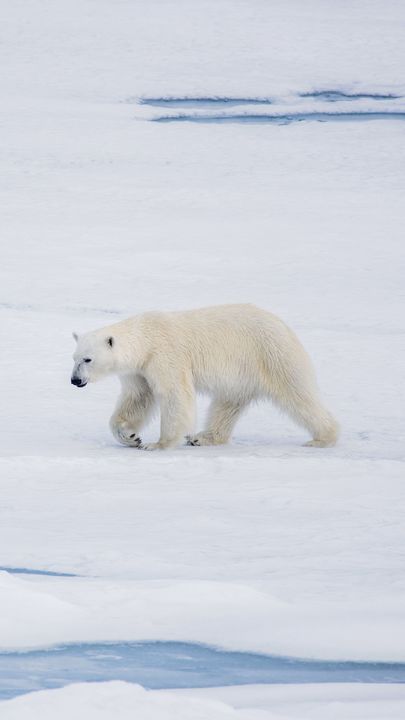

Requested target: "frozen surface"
[
  {"left": 1, "top": 461, "right": 405, "bottom": 662},
  {"left": 1, "top": 0, "right": 405, "bottom": 713},
  {"left": 2, "top": 682, "right": 405, "bottom": 720}
]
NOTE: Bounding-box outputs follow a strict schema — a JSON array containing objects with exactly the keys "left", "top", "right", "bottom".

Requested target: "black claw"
[
  {"left": 128, "top": 434, "right": 142, "bottom": 447},
  {"left": 185, "top": 435, "right": 200, "bottom": 446}
]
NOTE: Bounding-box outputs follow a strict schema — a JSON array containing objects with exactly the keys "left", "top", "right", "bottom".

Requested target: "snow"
[
  {"left": 0, "top": 683, "right": 254, "bottom": 720},
  {"left": 1, "top": 458, "right": 405, "bottom": 660},
  {"left": 1, "top": 0, "right": 405, "bottom": 714},
  {"left": 2, "top": 682, "right": 405, "bottom": 720}
]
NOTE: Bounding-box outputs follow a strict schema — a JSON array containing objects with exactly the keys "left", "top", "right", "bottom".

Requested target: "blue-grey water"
[
  {"left": 138, "top": 93, "right": 405, "bottom": 124},
  {"left": 153, "top": 112, "right": 405, "bottom": 124},
  {"left": 0, "top": 641, "right": 404, "bottom": 701},
  {"left": 299, "top": 90, "right": 400, "bottom": 101},
  {"left": 0, "top": 566, "right": 76, "bottom": 577},
  {"left": 140, "top": 92, "right": 401, "bottom": 108},
  {"left": 140, "top": 97, "right": 273, "bottom": 108}
]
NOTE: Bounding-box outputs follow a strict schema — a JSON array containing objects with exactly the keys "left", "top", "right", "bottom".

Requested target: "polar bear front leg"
[
  {"left": 110, "top": 376, "right": 155, "bottom": 447},
  {"left": 142, "top": 378, "right": 195, "bottom": 451}
]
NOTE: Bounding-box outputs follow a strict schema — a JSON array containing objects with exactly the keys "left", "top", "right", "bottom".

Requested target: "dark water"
[
  {"left": 140, "top": 97, "right": 273, "bottom": 108},
  {"left": 0, "top": 566, "right": 76, "bottom": 577},
  {"left": 140, "top": 92, "right": 400, "bottom": 108},
  {"left": 1, "top": 641, "right": 404, "bottom": 700},
  {"left": 300, "top": 90, "right": 400, "bottom": 101},
  {"left": 153, "top": 112, "right": 405, "bottom": 124},
  {"left": 138, "top": 93, "right": 405, "bottom": 124}
]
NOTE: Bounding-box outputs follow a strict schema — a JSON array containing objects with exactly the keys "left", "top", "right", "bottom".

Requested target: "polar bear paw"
[
  {"left": 142, "top": 440, "right": 177, "bottom": 451},
  {"left": 111, "top": 420, "right": 143, "bottom": 448},
  {"left": 185, "top": 434, "right": 201, "bottom": 446},
  {"left": 120, "top": 432, "right": 143, "bottom": 447},
  {"left": 141, "top": 442, "right": 162, "bottom": 451},
  {"left": 186, "top": 432, "right": 225, "bottom": 446},
  {"left": 304, "top": 438, "right": 333, "bottom": 448}
]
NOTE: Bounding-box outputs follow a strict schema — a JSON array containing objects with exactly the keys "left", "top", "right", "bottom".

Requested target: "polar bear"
[{"left": 71, "top": 304, "right": 338, "bottom": 450}]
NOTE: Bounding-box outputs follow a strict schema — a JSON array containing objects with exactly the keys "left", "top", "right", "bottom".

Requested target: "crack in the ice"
[
  {"left": 0, "top": 566, "right": 77, "bottom": 577},
  {"left": 152, "top": 112, "right": 405, "bottom": 124},
  {"left": 135, "top": 92, "right": 402, "bottom": 108},
  {"left": 137, "top": 97, "right": 273, "bottom": 108},
  {"left": 301, "top": 90, "right": 401, "bottom": 101},
  {"left": 135, "top": 90, "right": 404, "bottom": 124}
]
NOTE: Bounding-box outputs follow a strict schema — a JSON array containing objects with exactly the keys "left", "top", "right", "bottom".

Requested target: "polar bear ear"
[
  {"left": 107, "top": 336, "right": 114, "bottom": 348},
  {"left": 72, "top": 332, "right": 78, "bottom": 342}
]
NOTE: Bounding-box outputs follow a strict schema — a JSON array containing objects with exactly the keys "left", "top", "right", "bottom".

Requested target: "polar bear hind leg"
[
  {"left": 271, "top": 378, "right": 339, "bottom": 447},
  {"left": 186, "top": 371, "right": 338, "bottom": 449},
  {"left": 186, "top": 398, "right": 248, "bottom": 446}
]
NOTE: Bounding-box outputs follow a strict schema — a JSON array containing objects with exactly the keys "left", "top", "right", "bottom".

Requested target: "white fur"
[{"left": 71, "top": 304, "right": 339, "bottom": 450}]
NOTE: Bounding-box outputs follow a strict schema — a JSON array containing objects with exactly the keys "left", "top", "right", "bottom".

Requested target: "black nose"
[{"left": 71, "top": 377, "right": 86, "bottom": 387}]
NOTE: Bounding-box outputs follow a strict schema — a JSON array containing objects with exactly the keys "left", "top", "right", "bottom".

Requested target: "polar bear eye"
[{"left": 83, "top": 358, "right": 92, "bottom": 363}]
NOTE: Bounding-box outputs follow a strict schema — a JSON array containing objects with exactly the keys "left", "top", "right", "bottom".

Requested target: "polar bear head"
[{"left": 71, "top": 331, "right": 115, "bottom": 387}]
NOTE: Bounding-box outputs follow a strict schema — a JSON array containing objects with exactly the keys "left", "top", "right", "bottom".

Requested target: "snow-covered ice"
[
  {"left": 1, "top": 459, "right": 405, "bottom": 660},
  {"left": 1, "top": 0, "right": 405, "bottom": 715},
  {"left": 2, "top": 682, "right": 405, "bottom": 720}
]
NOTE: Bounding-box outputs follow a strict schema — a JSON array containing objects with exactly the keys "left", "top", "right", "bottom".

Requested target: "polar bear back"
[{"left": 135, "top": 304, "right": 316, "bottom": 401}]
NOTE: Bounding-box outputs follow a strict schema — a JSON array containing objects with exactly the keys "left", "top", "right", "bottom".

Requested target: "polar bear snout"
[{"left": 71, "top": 375, "right": 87, "bottom": 388}]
